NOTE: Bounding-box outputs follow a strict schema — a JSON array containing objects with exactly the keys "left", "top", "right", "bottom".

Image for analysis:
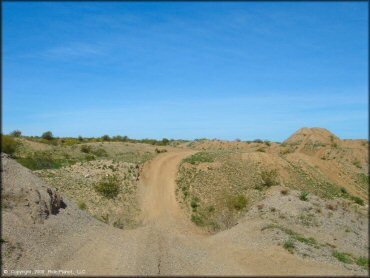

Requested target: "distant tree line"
[{"left": 3, "top": 130, "right": 180, "bottom": 147}]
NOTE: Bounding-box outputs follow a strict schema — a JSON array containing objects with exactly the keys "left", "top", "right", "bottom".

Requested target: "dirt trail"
[
  {"left": 5, "top": 150, "right": 357, "bottom": 275},
  {"left": 138, "top": 150, "right": 195, "bottom": 226}
]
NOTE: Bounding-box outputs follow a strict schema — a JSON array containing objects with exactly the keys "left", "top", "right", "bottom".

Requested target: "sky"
[{"left": 3, "top": 2, "right": 368, "bottom": 141}]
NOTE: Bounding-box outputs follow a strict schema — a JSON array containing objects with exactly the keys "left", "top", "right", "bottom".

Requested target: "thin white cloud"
[{"left": 44, "top": 42, "right": 104, "bottom": 59}]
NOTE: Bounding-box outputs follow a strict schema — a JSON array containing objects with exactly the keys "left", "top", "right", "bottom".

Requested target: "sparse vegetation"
[
  {"left": 258, "top": 169, "right": 278, "bottom": 189},
  {"left": 355, "top": 256, "right": 369, "bottom": 268},
  {"left": 1, "top": 135, "right": 20, "bottom": 156},
  {"left": 78, "top": 201, "right": 87, "bottom": 210},
  {"left": 16, "top": 151, "right": 68, "bottom": 170},
  {"left": 283, "top": 239, "right": 295, "bottom": 253},
  {"left": 80, "top": 145, "right": 92, "bottom": 153},
  {"left": 262, "top": 224, "right": 320, "bottom": 249},
  {"left": 299, "top": 191, "right": 309, "bottom": 201},
  {"left": 353, "top": 159, "right": 361, "bottom": 169},
  {"left": 227, "top": 194, "right": 247, "bottom": 210},
  {"left": 350, "top": 196, "right": 364, "bottom": 206},
  {"left": 332, "top": 251, "right": 352, "bottom": 264},
  {"left": 94, "top": 175, "right": 120, "bottom": 199},
  {"left": 183, "top": 152, "right": 214, "bottom": 165}
]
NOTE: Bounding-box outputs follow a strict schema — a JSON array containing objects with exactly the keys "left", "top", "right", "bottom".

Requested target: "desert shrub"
[
  {"left": 85, "top": 154, "right": 96, "bottom": 161},
  {"left": 1, "top": 135, "right": 20, "bottom": 156},
  {"left": 94, "top": 175, "right": 120, "bottom": 198},
  {"left": 80, "top": 145, "right": 92, "bottom": 153},
  {"left": 280, "top": 148, "right": 292, "bottom": 155},
  {"left": 350, "top": 196, "right": 364, "bottom": 206},
  {"left": 260, "top": 169, "right": 279, "bottom": 188},
  {"left": 299, "top": 191, "right": 309, "bottom": 201},
  {"left": 155, "top": 148, "right": 167, "bottom": 154},
  {"left": 190, "top": 197, "right": 199, "bottom": 211},
  {"left": 332, "top": 251, "right": 352, "bottom": 264},
  {"left": 353, "top": 159, "right": 361, "bottom": 169},
  {"left": 207, "top": 206, "right": 215, "bottom": 213},
  {"left": 357, "top": 173, "right": 369, "bottom": 184},
  {"left": 355, "top": 256, "right": 369, "bottom": 268},
  {"left": 340, "top": 187, "right": 348, "bottom": 195},
  {"left": 91, "top": 147, "right": 108, "bottom": 157},
  {"left": 331, "top": 142, "right": 338, "bottom": 148},
  {"left": 264, "top": 141, "right": 271, "bottom": 146},
  {"left": 77, "top": 201, "right": 87, "bottom": 210},
  {"left": 41, "top": 131, "right": 54, "bottom": 140},
  {"left": 113, "top": 219, "right": 125, "bottom": 229},
  {"left": 227, "top": 194, "right": 248, "bottom": 210},
  {"left": 10, "top": 130, "right": 22, "bottom": 137},
  {"left": 283, "top": 239, "right": 295, "bottom": 253},
  {"left": 191, "top": 214, "right": 204, "bottom": 226},
  {"left": 101, "top": 135, "right": 111, "bottom": 141},
  {"left": 183, "top": 152, "right": 214, "bottom": 165},
  {"left": 161, "top": 138, "right": 170, "bottom": 145},
  {"left": 256, "top": 147, "right": 266, "bottom": 152},
  {"left": 78, "top": 136, "right": 84, "bottom": 142},
  {"left": 60, "top": 138, "right": 79, "bottom": 146},
  {"left": 253, "top": 139, "right": 263, "bottom": 143}
]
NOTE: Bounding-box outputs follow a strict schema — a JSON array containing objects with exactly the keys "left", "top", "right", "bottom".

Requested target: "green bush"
[
  {"left": 190, "top": 198, "right": 199, "bottom": 210},
  {"left": 227, "top": 194, "right": 248, "bottom": 210},
  {"left": 183, "top": 152, "right": 214, "bottom": 165},
  {"left": 299, "top": 191, "right": 309, "bottom": 201},
  {"left": 77, "top": 201, "right": 87, "bottom": 210},
  {"left": 101, "top": 135, "right": 110, "bottom": 141},
  {"left": 353, "top": 159, "right": 361, "bottom": 169},
  {"left": 350, "top": 195, "right": 364, "bottom": 206},
  {"left": 191, "top": 214, "right": 204, "bottom": 226},
  {"left": 355, "top": 256, "right": 369, "bottom": 268},
  {"left": 1, "top": 135, "right": 20, "bottom": 156},
  {"left": 161, "top": 138, "right": 170, "bottom": 145},
  {"left": 41, "top": 131, "right": 54, "bottom": 140},
  {"left": 91, "top": 147, "right": 108, "bottom": 157},
  {"left": 94, "top": 175, "right": 120, "bottom": 199},
  {"left": 85, "top": 154, "right": 96, "bottom": 161},
  {"left": 332, "top": 251, "right": 352, "bottom": 264},
  {"left": 283, "top": 239, "right": 295, "bottom": 253},
  {"left": 10, "top": 130, "right": 22, "bottom": 137},
  {"left": 16, "top": 151, "right": 65, "bottom": 170},
  {"left": 260, "top": 169, "right": 278, "bottom": 188},
  {"left": 80, "top": 145, "right": 92, "bottom": 153}
]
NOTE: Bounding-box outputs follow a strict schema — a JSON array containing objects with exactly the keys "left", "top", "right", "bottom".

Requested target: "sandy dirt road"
[{"left": 55, "top": 150, "right": 355, "bottom": 275}]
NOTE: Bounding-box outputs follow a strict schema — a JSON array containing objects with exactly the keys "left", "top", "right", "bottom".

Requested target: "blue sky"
[{"left": 3, "top": 2, "right": 368, "bottom": 141}]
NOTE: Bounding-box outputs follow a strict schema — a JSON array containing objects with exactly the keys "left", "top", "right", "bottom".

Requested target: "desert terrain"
[{"left": 1, "top": 127, "right": 369, "bottom": 276}]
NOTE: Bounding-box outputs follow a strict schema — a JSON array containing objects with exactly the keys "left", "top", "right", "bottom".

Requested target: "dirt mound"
[
  {"left": 284, "top": 127, "right": 340, "bottom": 145},
  {"left": 2, "top": 153, "right": 67, "bottom": 224}
]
